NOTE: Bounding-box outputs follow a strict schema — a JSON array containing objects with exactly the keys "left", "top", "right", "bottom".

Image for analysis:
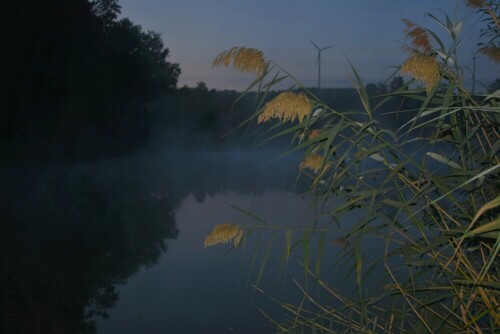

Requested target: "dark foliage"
[
  {"left": 2, "top": 0, "right": 179, "bottom": 160},
  {"left": 147, "top": 78, "right": 419, "bottom": 149}
]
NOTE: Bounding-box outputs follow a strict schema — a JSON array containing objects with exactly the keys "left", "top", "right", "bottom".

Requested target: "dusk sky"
[{"left": 120, "top": 0, "right": 498, "bottom": 90}]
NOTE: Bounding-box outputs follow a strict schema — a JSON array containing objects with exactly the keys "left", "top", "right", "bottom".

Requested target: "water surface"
[{"left": 1, "top": 148, "right": 318, "bottom": 334}]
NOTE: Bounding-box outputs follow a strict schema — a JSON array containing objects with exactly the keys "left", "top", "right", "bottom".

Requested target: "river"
[{"left": 0, "top": 148, "right": 328, "bottom": 334}]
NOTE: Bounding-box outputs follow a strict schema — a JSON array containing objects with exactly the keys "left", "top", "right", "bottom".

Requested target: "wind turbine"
[{"left": 309, "top": 39, "right": 335, "bottom": 89}]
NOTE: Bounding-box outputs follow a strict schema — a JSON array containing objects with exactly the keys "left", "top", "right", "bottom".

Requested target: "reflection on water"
[
  {"left": 0, "top": 160, "right": 179, "bottom": 333},
  {"left": 0, "top": 149, "right": 307, "bottom": 333}
]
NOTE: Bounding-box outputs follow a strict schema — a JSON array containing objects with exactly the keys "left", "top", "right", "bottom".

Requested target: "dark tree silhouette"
[
  {"left": 489, "top": 78, "right": 500, "bottom": 92},
  {"left": 91, "top": 0, "right": 121, "bottom": 28},
  {"left": 2, "top": 0, "right": 180, "bottom": 160},
  {"left": 390, "top": 76, "right": 404, "bottom": 91}
]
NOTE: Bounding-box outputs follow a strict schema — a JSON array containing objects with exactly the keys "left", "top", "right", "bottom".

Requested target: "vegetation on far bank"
[{"left": 6, "top": 1, "right": 499, "bottom": 162}]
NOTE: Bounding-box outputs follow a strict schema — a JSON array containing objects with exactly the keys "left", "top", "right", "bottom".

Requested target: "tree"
[
  {"left": 91, "top": 0, "right": 121, "bottom": 27},
  {"left": 106, "top": 18, "right": 180, "bottom": 100},
  {"left": 489, "top": 78, "right": 500, "bottom": 92},
  {"left": 365, "top": 83, "right": 377, "bottom": 96},
  {"left": 389, "top": 76, "right": 404, "bottom": 91},
  {"left": 2, "top": 0, "right": 180, "bottom": 160},
  {"left": 376, "top": 82, "right": 388, "bottom": 94},
  {"left": 195, "top": 81, "right": 209, "bottom": 93}
]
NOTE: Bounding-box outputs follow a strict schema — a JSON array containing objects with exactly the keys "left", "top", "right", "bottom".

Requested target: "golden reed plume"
[
  {"left": 204, "top": 223, "right": 243, "bottom": 248},
  {"left": 401, "top": 19, "right": 432, "bottom": 53},
  {"left": 212, "top": 47, "right": 266, "bottom": 76},
  {"left": 308, "top": 129, "right": 321, "bottom": 140},
  {"left": 479, "top": 46, "right": 500, "bottom": 63},
  {"left": 401, "top": 53, "right": 440, "bottom": 93},
  {"left": 299, "top": 154, "right": 332, "bottom": 174},
  {"left": 258, "top": 92, "right": 312, "bottom": 124},
  {"left": 465, "top": 0, "right": 487, "bottom": 8},
  {"left": 400, "top": 19, "right": 440, "bottom": 93}
]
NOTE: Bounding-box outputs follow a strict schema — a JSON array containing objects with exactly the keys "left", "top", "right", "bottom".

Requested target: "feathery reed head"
[
  {"left": 258, "top": 92, "right": 312, "bottom": 124},
  {"left": 213, "top": 47, "right": 266, "bottom": 76},
  {"left": 479, "top": 46, "right": 500, "bottom": 63},
  {"left": 308, "top": 129, "right": 321, "bottom": 140},
  {"left": 299, "top": 154, "right": 332, "bottom": 174},
  {"left": 466, "top": 0, "right": 487, "bottom": 8},
  {"left": 400, "top": 52, "right": 440, "bottom": 93},
  {"left": 204, "top": 223, "right": 243, "bottom": 248},
  {"left": 402, "top": 19, "right": 432, "bottom": 53}
]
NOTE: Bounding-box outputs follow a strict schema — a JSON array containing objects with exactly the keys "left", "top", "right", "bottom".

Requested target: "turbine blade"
[
  {"left": 321, "top": 45, "right": 335, "bottom": 51},
  {"left": 309, "top": 39, "right": 320, "bottom": 50}
]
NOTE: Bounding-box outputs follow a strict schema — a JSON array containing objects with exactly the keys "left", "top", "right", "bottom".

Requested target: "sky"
[{"left": 120, "top": 0, "right": 499, "bottom": 91}]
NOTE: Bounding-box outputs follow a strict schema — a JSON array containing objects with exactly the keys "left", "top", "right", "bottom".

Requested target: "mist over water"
[{"left": 0, "top": 147, "right": 324, "bottom": 333}]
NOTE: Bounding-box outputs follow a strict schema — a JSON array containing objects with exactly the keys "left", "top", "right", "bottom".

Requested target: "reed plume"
[
  {"left": 479, "top": 46, "right": 500, "bottom": 63},
  {"left": 402, "top": 19, "right": 432, "bottom": 53},
  {"left": 465, "top": 0, "right": 487, "bottom": 8},
  {"left": 258, "top": 92, "right": 311, "bottom": 123},
  {"left": 213, "top": 47, "right": 266, "bottom": 76},
  {"left": 401, "top": 53, "right": 440, "bottom": 93},
  {"left": 204, "top": 223, "right": 244, "bottom": 248},
  {"left": 308, "top": 129, "right": 321, "bottom": 140},
  {"left": 299, "top": 154, "right": 332, "bottom": 174}
]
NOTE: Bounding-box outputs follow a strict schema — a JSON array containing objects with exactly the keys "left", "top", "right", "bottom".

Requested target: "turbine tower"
[{"left": 309, "top": 39, "right": 335, "bottom": 89}]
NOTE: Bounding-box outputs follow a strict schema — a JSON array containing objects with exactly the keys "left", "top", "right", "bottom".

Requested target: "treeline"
[
  {"left": 0, "top": 0, "right": 415, "bottom": 162},
  {"left": 147, "top": 77, "right": 410, "bottom": 148},
  {"left": 3, "top": 1, "right": 497, "bottom": 160},
  {"left": 2, "top": 0, "right": 179, "bottom": 160}
]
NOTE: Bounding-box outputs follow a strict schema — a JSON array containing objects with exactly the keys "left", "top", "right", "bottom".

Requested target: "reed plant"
[{"left": 207, "top": 2, "right": 499, "bottom": 332}]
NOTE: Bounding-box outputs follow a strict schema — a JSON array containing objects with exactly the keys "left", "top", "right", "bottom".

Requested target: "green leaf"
[
  {"left": 425, "top": 152, "right": 462, "bottom": 169},
  {"left": 284, "top": 229, "right": 293, "bottom": 265},
  {"left": 414, "top": 164, "right": 500, "bottom": 218},
  {"left": 490, "top": 140, "right": 500, "bottom": 159},
  {"left": 302, "top": 232, "right": 310, "bottom": 287},
  {"left": 350, "top": 64, "right": 372, "bottom": 119},
  {"left": 229, "top": 204, "right": 268, "bottom": 225},
  {"left": 471, "top": 195, "right": 500, "bottom": 225},
  {"left": 464, "top": 218, "right": 500, "bottom": 238},
  {"left": 255, "top": 235, "right": 274, "bottom": 287},
  {"left": 315, "top": 232, "right": 326, "bottom": 279},
  {"left": 354, "top": 238, "right": 363, "bottom": 293}
]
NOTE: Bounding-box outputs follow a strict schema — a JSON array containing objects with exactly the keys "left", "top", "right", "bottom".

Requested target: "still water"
[{"left": 0, "top": 148, "right": 323, "bottom": 334}]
